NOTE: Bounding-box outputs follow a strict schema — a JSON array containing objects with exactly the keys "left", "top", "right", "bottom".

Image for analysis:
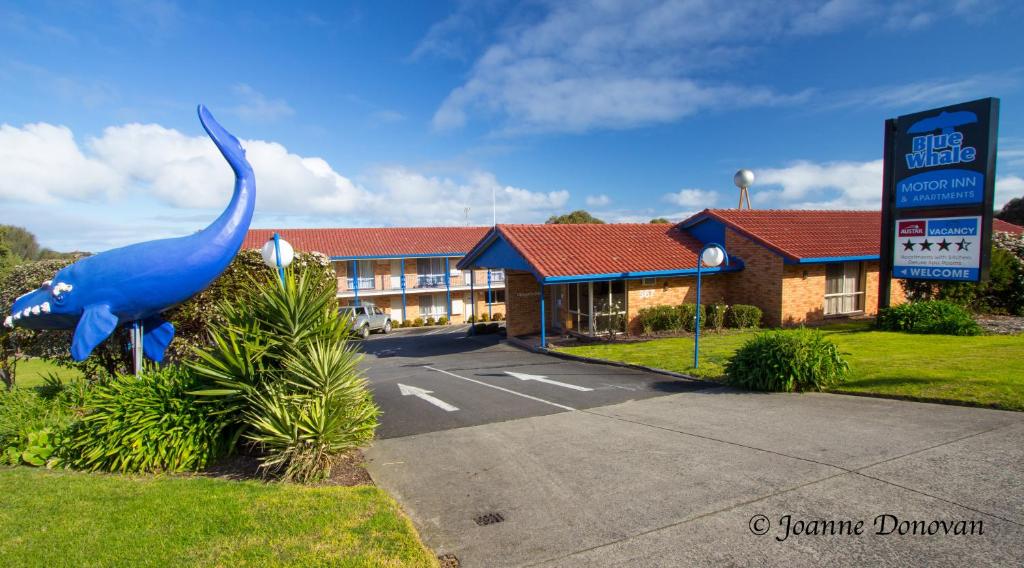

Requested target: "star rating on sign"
[{"left": 900, "top": 238, "right": 966, "bottom": 252}]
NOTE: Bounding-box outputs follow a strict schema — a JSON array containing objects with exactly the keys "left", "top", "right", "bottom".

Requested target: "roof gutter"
[
  {"left": 541, "top": 259, "right": 744, "bottom": 284},
  {"left": 793, "top": 255, "right": 879, "bottom": 264}
]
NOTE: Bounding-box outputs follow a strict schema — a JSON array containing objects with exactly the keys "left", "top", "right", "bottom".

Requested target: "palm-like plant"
[{"left": 189, "top": 269, "right": 379, "bottom": 482}]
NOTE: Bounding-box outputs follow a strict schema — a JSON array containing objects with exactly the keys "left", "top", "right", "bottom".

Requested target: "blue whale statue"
[{"left": 4, "top": 105, "right": 255, "bottom": 362}]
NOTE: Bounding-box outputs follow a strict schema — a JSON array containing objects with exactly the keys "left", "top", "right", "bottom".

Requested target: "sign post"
[{"left": 878, "top": 98, "right": 999, "bottom": 309}]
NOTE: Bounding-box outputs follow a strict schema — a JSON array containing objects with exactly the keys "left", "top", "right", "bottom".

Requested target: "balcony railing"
[
  {"left": 337, "top": 270, "right": 501, "bottom": 293},
  {"left": 345, "top": 277, "right": 376, "bottom": 290}
]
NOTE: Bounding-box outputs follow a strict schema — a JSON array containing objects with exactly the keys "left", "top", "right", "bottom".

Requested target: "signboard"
[
  {"left": 878, "top": 97, "right": 998, "bottom": 300},
  {"left": 893, "top": 99, "right": 996, "bottom": 209},
  {"left": 893, "top": 216, "right": 982, "bottom": 281}
]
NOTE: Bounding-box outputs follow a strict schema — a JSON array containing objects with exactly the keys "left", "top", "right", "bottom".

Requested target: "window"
[
  {"left": 488, "top": 289, "right": 505, "bottom": 303},
  {"left": 347, "top": 261, "right": 375, "bottom": 290},
  {"left": 417, "top": 258, "right": 446, "bottom": 288},
  {"left": 825, "top": 262, "right": 864, "bottom": 315},
  {"left": 563, "top": 281, "right": 626, "bottom": 336},
  {"left": 419, "top": 294, "right": 447, "bottom": 318}
]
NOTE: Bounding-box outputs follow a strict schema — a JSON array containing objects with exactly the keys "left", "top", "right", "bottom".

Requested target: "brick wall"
[
  {"left": 505, "top": 270, "right": 542, "bottom": 336},
  {"left": 724, "top": 228, "right": 785, "bottom": 326},
  {"left": 781, "top": 264, "right": 827, "bottom": 325},
  {"left": 625, "top": 276, "right": 726, "bottom": 334}
]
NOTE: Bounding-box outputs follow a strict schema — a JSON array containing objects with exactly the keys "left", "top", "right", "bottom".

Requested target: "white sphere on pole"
[
  {"left": 701, "top": 246, "right": 725, "bottom": 268},
  {"left": 261, "top": 237, "right": 294, "bottom": 269},
  {"left": 733, "top": 169, "right": 755, "bottom": 189}
]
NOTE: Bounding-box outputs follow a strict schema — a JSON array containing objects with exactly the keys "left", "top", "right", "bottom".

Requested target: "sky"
[{"left": 2, "top": 0, "right": 1024, "bottom": 252}]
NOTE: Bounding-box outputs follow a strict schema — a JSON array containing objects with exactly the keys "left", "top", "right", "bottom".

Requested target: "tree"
[
  {"left": 545, "top": 210, "right": 605, "bottom": 224},
  {"left": 0, "top": 225, "right": 41, "bottom": 261},
  {"left": 997, "top": 197, "right": 1024, "bottom": 226},
  {"left": 649, "top": 217, "right": 671, "bottom": 224}
]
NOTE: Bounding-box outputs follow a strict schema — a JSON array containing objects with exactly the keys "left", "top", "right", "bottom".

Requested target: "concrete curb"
[{"left": 504, "top": 336, "right": 718, "bottom": 386}]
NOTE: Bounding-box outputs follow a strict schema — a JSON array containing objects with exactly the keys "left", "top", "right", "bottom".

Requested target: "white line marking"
[
  {"left": 504, "top": 371, "right": 593, "bottom": 392},
  {"left": 398, "top": 383, "right": 459, "bottom": 412},
  {"left": 425, "top": 366, "right": 576, "bottom": 411}
]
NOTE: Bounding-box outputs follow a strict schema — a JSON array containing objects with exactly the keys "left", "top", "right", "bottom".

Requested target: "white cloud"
[
  {"left": 366, "top": 167, "right": 569, "bottom": 226},
  {"left": 752, "top": 160, "right": 1024, "bottom": 210},
  {"left": 230, "top": 83, "right": 295, "bottom": 121},
  {"left": 585, "top": 194, "right": 610, "bottom": 207},
  {"left": 755, "top": 159, "right": 885, "bottom": 209},
  {"left": 663, "top": 188, "right": 717, "bottom": 208},
  {"left": 0, "top": 122, "right": 122, "bottom": 203},
  {"left": 428, "top": 0, "right": 987, "bottom": 134},
  {"left": 0, "top": 120, "right": 571, "bottom": 250},
  {"left": 828, "top": 71, "right": 1021, "bottom": 112}
]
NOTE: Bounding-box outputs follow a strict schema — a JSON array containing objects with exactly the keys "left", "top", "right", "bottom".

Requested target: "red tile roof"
[
  {"left": 243, "top": 226, "right": 491, "bottom": 258},
  {"left": 686, "top": 209, "right": 882, "bottom": 260},
  {"left": 994, "top": 219, "right": 1024, "bottom": 235},
  {"left": 494, "top": 223, "right": 705, "bottom": 278}
]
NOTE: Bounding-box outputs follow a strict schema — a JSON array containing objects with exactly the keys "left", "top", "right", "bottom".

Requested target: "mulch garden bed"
[
  {"left": 201, "top": 448, "right": 373, "bottom": 486},
  {"left": 974, "top": 314, "right": 1024, "bottom": 335}
]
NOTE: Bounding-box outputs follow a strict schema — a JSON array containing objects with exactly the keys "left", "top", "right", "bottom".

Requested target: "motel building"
[
  {"left": 244, "top": 211, "right": 1023, "bottom": 341},
  {"left": 459, "top": 210, "right": 1020, "bottom": 344},
  {"left": 243, "top": 227, "right": 506, "bottom": 324}
]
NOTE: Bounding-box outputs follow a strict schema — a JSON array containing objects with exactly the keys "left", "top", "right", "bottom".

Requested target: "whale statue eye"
[{"left": 51, "top": 282, "right": 74, "bottom": 303}]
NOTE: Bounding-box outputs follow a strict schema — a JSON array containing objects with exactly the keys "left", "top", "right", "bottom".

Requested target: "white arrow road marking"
[
  {"left": 397, "top": 383, "right": 459, "bottom": 412},
  {"left": 504, "top": 371, "right": 593, "bottom": 392},
  {"left": 425, "top": 367, "right": 576, "bottom": 411}
]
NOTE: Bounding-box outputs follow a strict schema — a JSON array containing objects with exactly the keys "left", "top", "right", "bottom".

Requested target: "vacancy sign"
[{"left": 893, "top": 216, "right": 982, "bottom": 281}]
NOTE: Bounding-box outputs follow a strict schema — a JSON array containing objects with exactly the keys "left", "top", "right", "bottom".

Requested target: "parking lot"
[
  {"left": 361, "top": 328, "right": 1024, "bottom": 567},
  {"left": 360, "top": 325, "right": 706, "bottom": 439}
]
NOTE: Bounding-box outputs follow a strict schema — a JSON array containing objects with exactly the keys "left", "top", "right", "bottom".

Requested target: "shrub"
[
  {"left": 726, "top": 328, "right": 850, "bottom": 392},
  {"left": 901, "top": 245, "right": 1024, "bottom": 315},
  {"left": 705, "top": 304, "right": 727, "bottom": 332},
  {"left": 678, "top": 304, "right": 705, "bottom": 332},
  {"left": 493, "top": 312, "right": 504, "bottom": 321},
  {"left": 877, "top": 300, "right": 982, "bottom": 336},
  {"left": 189, "top": 269, "right": 379, "bottom": 482},
  {"left": 61, "top": 366, "right": 232, "bottom": 473},
  {"left": 466, "top": 315, "right": 475, "bottom": 324},
  {"left": 636, "top": 305, "right": 684, "bottom": 333},
  {"left": 727, "top": 304, "right": 762, "bottom": 329},
  {"left": 425, "top": 317, "right": 436, "bottom": 326},
  {"left": 402, "top": 319, "right": 412, "bottom": 328},
  {"left": 412, "top": 318, "right": 424, "bottom": 327},
  {"left": 0, "top": 379, "right": 86, "bottom": 467},
  {"left": 479, "top": 313, "right": 490, "bottom": 322},
  {"left": 438, "top": 316, "right": 449, "bottom": 325}
]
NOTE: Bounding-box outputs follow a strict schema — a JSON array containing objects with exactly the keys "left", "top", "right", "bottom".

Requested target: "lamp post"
[
  {"left": 694, "top": 242, "right": 728, "bottom": 369},
  {"left": 261, "top": 233, "right": 294, "bottom": 285}
]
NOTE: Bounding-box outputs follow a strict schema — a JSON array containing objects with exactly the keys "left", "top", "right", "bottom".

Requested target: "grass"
[
  {"left": 12, "top": 358, "right": 81, "bottom": 388},
  {"left": 557, "top": 322, "right": 1024, "bottom": 411},
  {"left": 0, "top": 468, "right": 438, "bottom": 568}
]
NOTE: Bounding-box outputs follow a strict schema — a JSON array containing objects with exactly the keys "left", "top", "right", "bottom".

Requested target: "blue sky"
[{"left": 2, "top": 0, "right": 1023, "bottom": 251}]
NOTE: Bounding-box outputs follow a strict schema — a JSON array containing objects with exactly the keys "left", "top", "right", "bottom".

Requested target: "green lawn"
[
  {"left": 11, "top": 358, "right": 82, "bottom": 388},
  {"left": 0, "top": 468, "right": 437, "bottom": 568},
  {"left": 557, "top": 322, "right": 1024, "bottom": 411}
]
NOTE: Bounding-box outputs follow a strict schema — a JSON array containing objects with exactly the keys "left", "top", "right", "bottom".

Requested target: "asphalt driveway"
[{"left": 361, "top": 329, "right": 1024, "bottom": 567}]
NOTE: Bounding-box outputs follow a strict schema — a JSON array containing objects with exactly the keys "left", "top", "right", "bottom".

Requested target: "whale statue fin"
[
  {"left": 142, "top": 317, "right": 175, "bottom": 363},
  {"left": 71, "top": 304, "right": 119, "bottom": 361}
]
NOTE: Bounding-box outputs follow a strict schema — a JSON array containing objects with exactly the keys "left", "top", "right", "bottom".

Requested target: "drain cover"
[
  {"left": 437, "top": 553, "right": 460, "bottom": 567},
  {"left": 474, "top": 512, "right": 505, "bottom": 526}
]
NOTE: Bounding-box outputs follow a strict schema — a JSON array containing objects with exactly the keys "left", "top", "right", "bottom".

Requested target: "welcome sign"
[
  {"left": 893, "top": 216, "right": 982, "bottom": 281},
  {"left": 892, "top": 98, "right": 997, "bottom": 209}
]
